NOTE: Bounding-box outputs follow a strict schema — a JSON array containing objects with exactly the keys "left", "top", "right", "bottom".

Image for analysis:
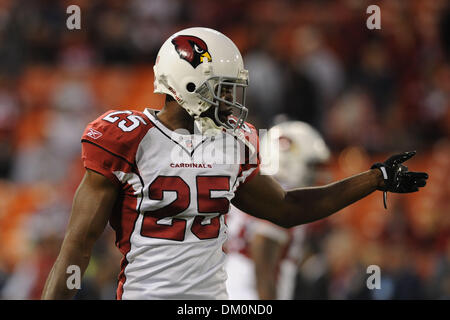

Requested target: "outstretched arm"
[
  {"left": 232, "top": 169, "right": 382, "bottom": 228},
  {"left": 41, "top": 169, "right": 118, "bottom": 299},
  {"left": 232, "top": 151, "right": 428, "bottom": 228}
]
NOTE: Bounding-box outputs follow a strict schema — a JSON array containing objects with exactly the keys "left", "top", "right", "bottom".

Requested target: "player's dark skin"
[{"left": 42, "top": 95, "right": 387, "bottom": 299}]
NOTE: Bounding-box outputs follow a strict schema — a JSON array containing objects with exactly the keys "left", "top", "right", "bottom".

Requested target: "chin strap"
[
  {"left": 232, "top": 128, "right": 255, "bottom": 154},
  {"left": 383, "top": 191, "right": 388, "bottom": 210},
  {"left": 372, "top": 163, "right": 389, "bottom": 210},
  {"left": 378, "top": 166, "right": 389, "bottom": 209}
]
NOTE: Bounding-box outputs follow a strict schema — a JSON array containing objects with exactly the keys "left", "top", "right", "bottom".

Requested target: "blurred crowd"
[{"left": 0, "top": 0, "right": 448, "bottom": 299}]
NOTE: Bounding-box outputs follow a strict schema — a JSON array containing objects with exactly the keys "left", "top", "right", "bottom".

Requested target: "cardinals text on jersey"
[{"left": 80, "top": 108, "right": 260, "bottom": 299}]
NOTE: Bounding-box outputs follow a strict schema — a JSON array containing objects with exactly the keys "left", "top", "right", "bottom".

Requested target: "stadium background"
[{"left": 0, "top": 0, "right": 448, "bottom": 299}]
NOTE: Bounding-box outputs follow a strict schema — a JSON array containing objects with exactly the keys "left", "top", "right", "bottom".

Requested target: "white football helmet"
[
  {"left": 153, "top": 27, "right": 249, "bottom": 133},
  {"left": 260, "top": 121, "right": 330, "bottom": 188}
]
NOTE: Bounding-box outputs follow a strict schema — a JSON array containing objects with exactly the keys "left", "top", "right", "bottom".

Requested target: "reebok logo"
[{"left": 87, "top": 128, "right": 102, "bottom": 139}]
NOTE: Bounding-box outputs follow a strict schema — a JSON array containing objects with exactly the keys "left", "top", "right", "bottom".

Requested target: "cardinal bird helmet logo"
[{"left": 171, "top": 35, "right": 212, "bottom": 68}]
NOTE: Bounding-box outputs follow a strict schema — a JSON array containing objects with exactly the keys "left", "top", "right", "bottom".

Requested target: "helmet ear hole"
[{"left": 186, "top": 82, "right": 196, "bottom": 92}]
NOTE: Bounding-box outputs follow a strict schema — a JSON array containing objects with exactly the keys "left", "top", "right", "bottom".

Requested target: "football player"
[
  {"left": 225, "top": 121, "right": 331, "bottom": 300},
  {"left": 41, "top": 27, "right": 428, "bottom": 300}
]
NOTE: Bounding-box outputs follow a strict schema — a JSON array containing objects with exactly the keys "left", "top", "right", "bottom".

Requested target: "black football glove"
[{"left": 371, "top": 151, "right": 428, "bottom": 209}]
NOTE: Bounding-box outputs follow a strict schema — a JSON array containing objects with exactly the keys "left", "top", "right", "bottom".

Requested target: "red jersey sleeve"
[{"left": 81, "top": 110, "right": 153, "bottom": 186}]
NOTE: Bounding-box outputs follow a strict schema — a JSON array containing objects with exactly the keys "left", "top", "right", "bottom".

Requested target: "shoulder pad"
[{"left": 81, "top": 110, "right": 154, "bottom": 164}]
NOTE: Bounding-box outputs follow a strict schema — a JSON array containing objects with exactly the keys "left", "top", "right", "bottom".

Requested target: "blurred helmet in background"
[
  {"left": 153, "top": 27, "right": 249, "bottom": 132},
  {"left": 261, "top": 121, "right": 330, "bottom": 188}
]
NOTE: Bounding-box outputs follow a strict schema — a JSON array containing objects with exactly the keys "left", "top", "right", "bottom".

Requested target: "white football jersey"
[{"left": 81, "top": 108, "right": 260, "bottom": 300}]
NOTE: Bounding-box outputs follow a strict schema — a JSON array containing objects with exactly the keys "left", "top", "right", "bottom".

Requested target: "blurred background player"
[{"left": 225, "top": 120, "right": 331, "bottom": 299}]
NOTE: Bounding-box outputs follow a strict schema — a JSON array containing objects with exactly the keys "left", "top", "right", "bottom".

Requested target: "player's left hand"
[{"left": 371, "top": 151, "right": 428, "bottom": 208}]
